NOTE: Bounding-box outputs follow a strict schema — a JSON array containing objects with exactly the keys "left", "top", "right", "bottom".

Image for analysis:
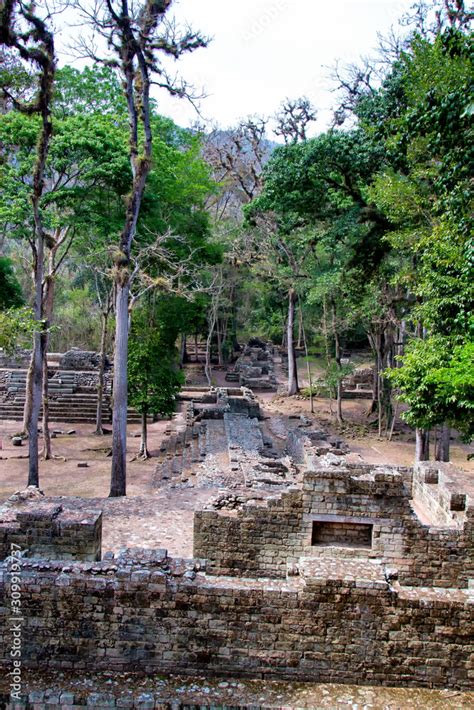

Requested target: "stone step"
[{"left": 0, "top": 405, "right": 142, "bottom": 423}]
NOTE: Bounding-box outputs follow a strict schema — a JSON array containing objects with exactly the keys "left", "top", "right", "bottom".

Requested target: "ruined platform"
[{"left": 0, "top": 381, "right": 473, "bottom": 699}]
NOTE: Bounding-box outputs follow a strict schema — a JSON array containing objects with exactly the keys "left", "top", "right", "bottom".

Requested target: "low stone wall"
[
  {"left": 0, "top": 503, "right": 102, "bottom": 562},
  {"left": 194, "top": 465, "right": 474, "bottom": 588},
  {"left": 194, "top": 488, "right": 304, "bottom": 578},
  {"left": 0, "top": 550, "right": 472, "bottom": 689},
  {"left": 413, "top": 462, "right": 470, "bottom": 527}
]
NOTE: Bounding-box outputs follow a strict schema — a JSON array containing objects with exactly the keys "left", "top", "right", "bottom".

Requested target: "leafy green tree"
[
  {"left": 388, "top": 335, "right": 474, "bottom": 441},
  {"left": 128, "top": 305, "right": 184, "bottom": 459},
  {"left": 247, "top": 128, "right": 391, "bottom": 414},
  {"left": 366, "top": 27, "right": 473, "bottom": 458}
]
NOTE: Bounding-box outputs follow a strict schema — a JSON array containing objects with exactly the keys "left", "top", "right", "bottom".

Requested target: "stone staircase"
[
  {"left": 152, "top": 411, "right": 206, "bottom": 487},
  {"left": 0, "top": 369, "right": 141, "bottom": 424}
]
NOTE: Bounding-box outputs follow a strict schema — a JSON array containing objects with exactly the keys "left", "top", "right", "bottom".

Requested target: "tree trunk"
[
  {"left": 139, "top": 409, "right": 149, "bottom": 459},
  {"left": 194, "top": 333, "right": 199, "bottom": 362},
  {"left": 332, "top": 301, "right": 343, "bottom": 424},
  {"left": 415, "top": 428, "right": 430, "bottom": 462},
  {"left": 229, "top": 283, "right": 239, "bottom": 351},
  {"left": 435, "top": 423, "right": 450, "bottom": 462},
  {"left": 22, "top": 356, "right": 34, "bottom": 437},
  {"left": 205, "top": 310, "right": 216, "bottom": 387},
  {"left": 369, "top": 339, "right": 380, "bottom": 415},
  {"left": 368, "top": 327, "right": 393, "bottom": 434},
  {"left": 287, "top": 289, "right": 299, "bottom": 396},
  {"left": 216, "top": 320, "right": 224, "bottom": 366},
  {"left": 95, "top": 308, "right": 109, "bottom": 435},
  {"left": 41, "top": 347, "right": 52, "bottom": 460},
  {"left": 110, "top": 282, "right": 129, "bottom": 497},
  {"left": 221, "top": 317, "right": 229, "bottom": 353},
  {"left": 299, "top": 303, "right": 314, "bottom": 414},
  {"left": 40, "top": 267, "right": 55, "bottom": 460},
  {"left": 179, "top": 333, "right": 187, "bottom": 368},
  {"left": 3, "top": 0, "right": 55, "bottom": 484},
  {"left": 297, "top": 307, "right": 303, "bottom": 349},
  {"left": 322, "top": 297, "right": 331, "bottom": 368},
  {"left": 27, "top": 326, "right": 45, "bottom": 487}
]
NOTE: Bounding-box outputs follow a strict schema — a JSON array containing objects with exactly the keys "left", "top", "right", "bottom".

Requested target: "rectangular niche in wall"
[{"left": 311, "top": 520, "right": 373, "bottom": 549}]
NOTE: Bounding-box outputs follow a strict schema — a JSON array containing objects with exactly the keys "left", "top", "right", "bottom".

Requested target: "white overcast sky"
[{"left": 59, "top": 0, "right": 415, "bottom": 135}]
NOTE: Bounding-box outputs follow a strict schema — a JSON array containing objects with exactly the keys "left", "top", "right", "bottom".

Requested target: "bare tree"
[
  {"left": 401, "top": 0, "right": 473, "bottom": 36},
  {"left": 203, "top": 116, "right": 269, "bottom": 219},
  {"left": 41, "top": 226, "right": 73, "bottom": 459},
  {"left": 330, "top": 57, "right": 379, "bottom": 126},
  {"left": 331, "top": 0, "right": 473, "bottom": 126},
  {"left": 274, "top": 96, "right": 317, "bottom": 144},
  {"left": 73, "top": 0, "right": 207, "bottom": 496},
  {"left": 1, "top": 0, "right": 56, "bottom": 487}
]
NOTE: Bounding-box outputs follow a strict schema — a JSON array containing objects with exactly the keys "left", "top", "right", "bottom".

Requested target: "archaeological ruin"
[{"left": 0, "top": 340, "right": 473, "bottom": 708}]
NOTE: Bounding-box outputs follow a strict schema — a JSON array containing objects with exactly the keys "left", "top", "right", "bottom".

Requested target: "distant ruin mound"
[{"left": 59, "top": 348, "right": 110, "bottom": 371}]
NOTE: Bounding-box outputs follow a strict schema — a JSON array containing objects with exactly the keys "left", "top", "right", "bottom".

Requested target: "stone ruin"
[
  {"left": 1, "top": 377, "right": 473, "bottom": 705},
  {"left": 0, "top": 350, "right": 147, "bottom": 424},
  {"left": 341, "top": 365, "right": 375, "bottom": 398},
  {"left": 226, "top": 338, "right": 277, "bottom": 391},
  {"left": 0, "top": 348, "right": 31, "bottom": 369},
  {"left": 59, "top": 348, "right": 111, "bottom": 371}
]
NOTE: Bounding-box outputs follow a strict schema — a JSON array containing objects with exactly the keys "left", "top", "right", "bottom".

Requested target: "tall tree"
[
  {"left": 0, "top": 0, "right": 56, "bottom": 487},
  {"left": 74, "top": 0, "right": 207, "bottom": 496}
]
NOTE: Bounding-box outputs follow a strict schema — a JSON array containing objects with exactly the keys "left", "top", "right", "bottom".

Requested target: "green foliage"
[
  {"left": 0, "top": 257, "right": 23, "bottom": 309},
  {"left": 49, "top": 285, "right": 103, "bottom": 352},
  {"left": 128, "top": 304, "right": 184, "bottom": 418},
  {"left": 388, "top": 334, "right": 474, "bottom": 439},
  {"left": 0, "top": 307, "right": 36, "bottom": 352},
  {"left": 0, "top": 109, "right": 131, "bottom": 241},
  {"left": 53, "top": 66, "right": 127, "bottom": 117}
]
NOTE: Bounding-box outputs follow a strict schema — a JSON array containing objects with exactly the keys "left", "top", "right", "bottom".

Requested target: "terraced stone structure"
[
  {"left": 0, "top": 501, "right": 101, "bottom": 562},
  {"left": 0, "top": 350, "right": 152, "bottom": 423},
  {"left": 0, "top": 382, "right": 473, "bottom": 697},
  {"left": 1, "top": 450, "right": 473, "bottom": 694},
  {"left": 226, "top": 338, "right": 278, "bottom": 391}
]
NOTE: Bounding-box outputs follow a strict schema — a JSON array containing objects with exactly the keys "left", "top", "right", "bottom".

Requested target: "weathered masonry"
[
  {"left": 0, "top": 503, "right": 101, "bottom": 562},
  {"left": 0, "top": 460, "right": 473, "bottom": 690},
  {"left": 194, "top": 463, "right": 474, "bottom": 588}
]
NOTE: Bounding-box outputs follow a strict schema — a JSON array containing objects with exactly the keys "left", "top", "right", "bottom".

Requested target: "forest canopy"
[{"left": 0, "top": 0, "right": 472, "bottom": 493}]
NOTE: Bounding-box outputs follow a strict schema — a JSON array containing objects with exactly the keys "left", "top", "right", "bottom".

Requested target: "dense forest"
[{"left": 0, "top": 0, "right": 472, "bottom": 496}]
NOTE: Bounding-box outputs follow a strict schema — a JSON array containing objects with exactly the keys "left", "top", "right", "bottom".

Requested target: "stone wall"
[
  {"left": 0, "top": 550, "right": 472, "bottom": 689},
  {"left": 0, "top": 349, "right": 31, "bottom": 369},
  {"left": 412, "top": 462, "right": 470, "bottom": 527},
  {"left": 194, "top": 464, "right": 474, "bottom": 588},
  {"left": 59, "top": 349, "right": 109, "bottom": 371},
  {"left": 194, "top": 488, "right": 304, "bottom": 578},
  {"left": 0, "top": 503, "right": 101, "bottom": 562}
]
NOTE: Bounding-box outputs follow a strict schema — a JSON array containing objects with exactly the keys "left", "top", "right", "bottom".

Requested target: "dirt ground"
[
  {"left": 0, "top": 416, "right": 175, "bottom": 500},
  {"left": 1, "top": 670, "right": 473, "bottom": 709}
]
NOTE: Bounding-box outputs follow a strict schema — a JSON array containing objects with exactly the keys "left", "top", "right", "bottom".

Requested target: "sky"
[
  {"left": 149, "top": 0, "right": 415, "bottom": 135},
  {"left": 58, "top": 0, "right": 416, "bottom": 136}
]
